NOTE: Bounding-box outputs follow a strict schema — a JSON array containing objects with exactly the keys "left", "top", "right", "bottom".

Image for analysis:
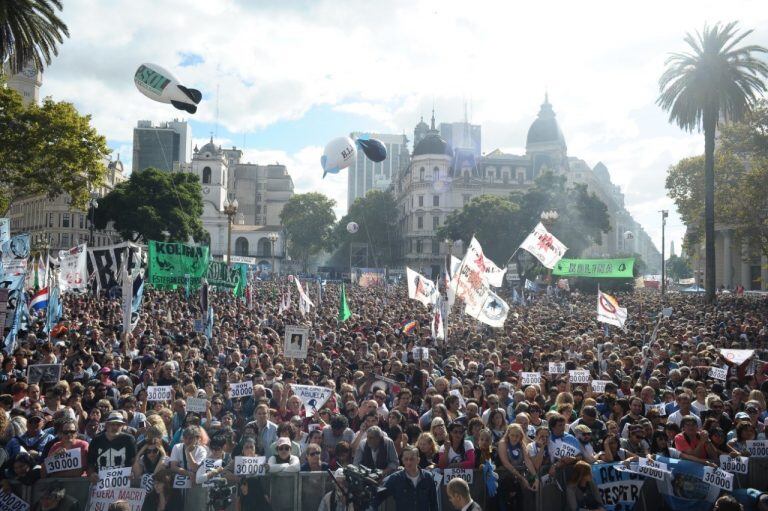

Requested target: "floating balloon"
[
  {"left": 624, "top": 231, "right": 634, "bottom": 240},
  {"left": 355, "top": 134, "right": 387, "bottom": 163},
  {"left": 321, "top": 137, "right": 356, "bottom": 178},
  {"left": 346, "top": 222, "right": 359, "bottom": 234},
  {"left": 134, "top": 63, "right": 202, "bottom": 114}
]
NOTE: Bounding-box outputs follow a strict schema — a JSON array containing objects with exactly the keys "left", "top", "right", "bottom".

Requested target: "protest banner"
[
  {"left": 719, "top": 455, "right": 748, "bottom": 474},
  {"left": 291, "top": 384, "right": 333, "bottom": 418},
  {"left": 44, "top": 448, "right": 82, "bottom": 474},
  {"left": 591, "top": 463, "right": 644, "bottom": 511},
  {"left": 636, "top": 458, "right": 669, "bottom": 480},
  {"left": 284, "top": 325, "right": 310, "bottom": 359},
  {"left": 147, "top": 241, "right": 209, "bottom": 290},
  {"left": 88, "top": 487, "right": 146, "bottom": 511},
  {"left": 229, "top": 381, "right": 254, "bottom": 399},
  {"left": 548, "top": 362, "right": 565, "bottom": 374},
  {"left": 0, "top": 489, "right": 29, "bottom": 511},
  {"left": 569, "top": 370, "right": 591, "bottom": 384},
  {"left": 186, "top": 397, "right": 208, "bottom": 413},
  {"left": 26, "top": 364, "right": 62, "bottom": 384},
  {"left": 443, "top": 468, "right": 473, "bottom": 484},
  {"left": 521, "top": 372, "right": 541, "bottom": 386},
  {"left": 97, "top": 467, "right": 132, "bottom": 490},
  {"left": 234, "top": 456, "right": 267, "bottom": 477},
  {"left": 147, "top": 385, "right": 172, "bottom": 401},
  {"left": 553, "top": 257, "right": 634, "bottom": 278}
]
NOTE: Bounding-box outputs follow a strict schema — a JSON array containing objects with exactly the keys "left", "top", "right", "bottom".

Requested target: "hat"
[
  {"left": 105, "top": 411, "right": 126, "bottom": 424},
  {"left": 735, "top": 412, "right": 750, "bottom": 420},
  {"left": 276, "top": 437, "right": 291, "bottom": 448},
  {"left": 27, "top": 412, "right": 44, "bottom": 422},
  {"left": 100, "top": 367, "right": 111, "bottom": 374}
]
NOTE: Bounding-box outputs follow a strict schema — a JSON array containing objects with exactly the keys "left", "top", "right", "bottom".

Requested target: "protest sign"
[
  {"left": 591, "top": 380, "right": 611, "bottom": 393},
  {"left": 708, "top": 367, "right": 728, "bottom": 381},
  {"left": 645, "top": 403, "right": 666, "bottom": 416},
  {"left": 443, "top": 468, "right": 473, "bottom": 484},
  {"left": 291, "top": 384, "right": 333, "bottom": 418},
  {"left": 186, "top": 397, "right": 208, "bottom": 413},
  {"left": 521, "top": 372, "right": 541, "bottom": 386},
  {"left": 0, "top": 489, "right": 29, "bottom": 511},
  {"left": 569, "top": 370, "right": 591, "bottom": 384},
  {"left": 702, "top": 466, "right": 733, "bottom": 492},
  {"left": 229, "top": 381, "right": 254, "bottom": 399},
  {"left": 147, "top": 241, "right": 209, "bottom": 290},
  {"left": 636, "top": 458, "right": 668, "bottom": 480},
  {"left": 173, "top": 475, "right": 191, "bottom": 489},
  {"left": 548, "top": 362, "right": 565, "bottom": 374},
  {"left": 200, "top": 458, "right": 223, "bottom": 487},
  {"left": 234, "top": 456, "right": 267, "bottom": 477},
  {"left": 44, "top": 448, "right": 82, "bottom": 474},
  {"left": 550, "top": 438, "right": 580, "bottom": 460},
  {"left": 552, "top": 257, "right": 634, "bottom": 278},
  {"left": 97, "top": 467, "right": 132, "bottom": 490},
  {"left": 284, "top": 325, "right": 310, "bottom": 359},
  {"left": 719, "top": 455, "right": 748, "bottom": 474},
  {"left": 412, "top": 347, "right": 430, "bottom": 361},
  {"left": 26, "top": 364, "right": 62, "bottom": 384},
  {"left": 147, "top": 385, "right": 172, "bottom": 401},
  {"left": 746, "top": 440, "right": 768, "bottom": 457},
  {"left": 88, "top": 487, "right": 146, "bottom": 511}
]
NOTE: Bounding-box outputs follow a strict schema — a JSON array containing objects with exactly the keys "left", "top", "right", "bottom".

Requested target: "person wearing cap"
[
  {"left": 572, "top": 424, "right": 598, "bottom": 463},
  {"left": 86, "top": 411, "right": 137, "bottom": 482},
  {"left": 32, "top": 482, "right": 80, "bottom": 511},
  {"left": 5, "top": 412, "right": 54, "bottom": 462},
  {"left": 267, "top": 436, "right": 300, "bottom": 472}
]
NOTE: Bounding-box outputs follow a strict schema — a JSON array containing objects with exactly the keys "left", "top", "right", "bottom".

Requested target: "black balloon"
[{"left": 357, "top": 137, "right": 387, "bottom": 162}]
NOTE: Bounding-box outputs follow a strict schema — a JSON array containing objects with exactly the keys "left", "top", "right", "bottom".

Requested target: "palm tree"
[
  {"left": 0, "top": 0, "right": 69, "bottom": 75},
  {"left": 658, "top": 22, "right": 768, "bottom": 303}
]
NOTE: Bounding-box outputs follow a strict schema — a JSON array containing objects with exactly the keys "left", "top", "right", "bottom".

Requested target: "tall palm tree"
[
  {"left": 0, "top": 0, "right": 69, "bottom": 75},
  {"left": 658, "top": 22, "right": 768, "bottom": 303}
]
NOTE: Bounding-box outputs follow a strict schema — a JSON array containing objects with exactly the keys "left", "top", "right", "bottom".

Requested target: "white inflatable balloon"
[
  {"left": 134, "top": 63, "right": 202, "bottom": 114},
  {"left": 624, "top": 231, "right": 634, "bottom": 240},
  {"left": 346, "top": 222, "right": 359, "bottom": 234},
  {"left": 321, "top": 137, "right": 357, "bottom": 178}
]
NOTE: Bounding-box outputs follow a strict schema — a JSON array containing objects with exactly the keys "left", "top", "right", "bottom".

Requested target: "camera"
[
  {"left": 207, "top": 477, "right": 234, "bottom": 511},
  {"left": 341, "top": 464, "right": 384, "bottom": 509}
]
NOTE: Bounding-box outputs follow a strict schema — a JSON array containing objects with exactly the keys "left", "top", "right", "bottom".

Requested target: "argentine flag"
[{"left": 29, "top": 288, "right": 49, "bottom": 313}]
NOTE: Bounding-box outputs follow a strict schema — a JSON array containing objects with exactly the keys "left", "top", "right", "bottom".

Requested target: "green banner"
[
  {"left": 148, "top": 241, "right": 210, "bottom": 289},
  {"left": 552, "top": 257, "right": 635, "bottom": 278},
  {"left": 206, "top": 261, "right": 247, "bottom": 296}
]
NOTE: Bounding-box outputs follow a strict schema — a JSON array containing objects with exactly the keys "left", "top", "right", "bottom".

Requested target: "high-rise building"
[
  {"left": 132, "top": 119, "right": 191, "bottom": 172},
  {"left": 439, "top": 121, "right": 481, "bottom": 158},
  {"left": 346, "top": 133, "right": 409, "bottom": 210}
]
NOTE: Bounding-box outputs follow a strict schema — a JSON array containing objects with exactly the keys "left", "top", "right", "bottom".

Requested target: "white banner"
[
  {"left": 548, "top": 362, "right": 565, "bottom": 374},
  {"left": 569, "top": 370, "right": 591, "bottom": 384},
  {"left": 291, "top": 384, "right": 333, "bottom": 418},
  {"left": 0, "top": 489, "right": 29, "bottom": 511},
  {"left": 229, "top": 381, "right": 254, "bottom": 399},
  {"left": 702, "top": 466, "right": 733, "bottom": 492},
  {"left": 719, "top": 455, "right": 748, "bottom": 474},
  {"left": 464, "top": 237, "right": 506, "bottom": 287},
  {"left": 44, "top": 448, "right": 82, "bottom": 474},
  {"left": 719, "top": 349, "right": 754, "bottom": 366},
  {"left": 147, "top": 385, "right": 172, "bottom": 401},
  {"left": 97, "top": 467, "right": 132, "bottom": 490},
  {"left": 284, "top": 325, "right": 310, "bottom": 359},
  {"left": 234, "top": 456, "right": 267, "bottom": 477},
  {"left": 519, "top": 222, "right": 567, "bottom": 269},
  {"left": 464, "top": 288, "right": 509, "bottom": 328},
  {"left": 597, "top": 290, "right": 627, "bottom": 328},
  {"left": 708, "top": 367, "right": 728, "bottom": 381},
  {"left": 521, "top": 372, "right": 541, "bottom": 386},
  {"left": 88, "top": 487, "right": 147, "bottom": 511},
  {"left": 443, "top": 468, "right": 474, "bottom": 485},
  {"left": 58, "top": 244, "right": 88, "bottom": 292},
  {"left": 636, "top": 458, "right": 669, "bottom": 481},
  {"left": 406, "top": 267, "right": 439, "bottom": 306},
  {"left": 186, "top": 397, "right": 208, "bottom": 413}
]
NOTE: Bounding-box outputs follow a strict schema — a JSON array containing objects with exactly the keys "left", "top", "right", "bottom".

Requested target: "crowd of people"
[{"left": 1, "top": 276, "right": 767, "bottom": 511}]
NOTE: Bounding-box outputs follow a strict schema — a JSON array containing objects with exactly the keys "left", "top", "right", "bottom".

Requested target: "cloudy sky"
[{"left": 40, "top": 0, "right": 768, "bottom": 253}]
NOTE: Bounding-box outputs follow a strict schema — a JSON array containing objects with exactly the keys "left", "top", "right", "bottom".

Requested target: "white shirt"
[
  {"left": 667, "top": 409, "right": 702, "bottom": 427},
  {"left": 170, "top": 443, "right": 208, "bottom": 469}
]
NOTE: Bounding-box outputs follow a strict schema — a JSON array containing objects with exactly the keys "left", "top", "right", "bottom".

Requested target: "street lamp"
[
  {"left": 268, "top": 232, "right": 279, "bottom": 275},
  {"left": 223, "top": 198, "right": 239, "bottom": 266},
  {"left": 660, "top": 210, "right": 669, "bottom": 297},
  {"left": 88, "top": 191, "right": 99, "bottom": 246}
]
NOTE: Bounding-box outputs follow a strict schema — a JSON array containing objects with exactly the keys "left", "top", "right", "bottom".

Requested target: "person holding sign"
[
  {"left": 234, "top": 438, "right": 272, "bottom": 511},
  {"left": 168, "top": 425, "right": 208, "bottom": 510},
  {"left": 87, "top": 412, "right": 136, "bottom": 482},
  {"left": 42, "top": 418, "right": 87, "bottom": 478}
]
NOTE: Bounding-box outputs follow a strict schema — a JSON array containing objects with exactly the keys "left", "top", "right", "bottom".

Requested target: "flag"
[
  {"left": 58, "top": 244, "right": 88, "bottom": 293},
  {"left": 519, "top": 222, "right": 568, "bottom": 269},
  {"left": 406, "top": 267, "right": 439, "bottom": 306},
  {"left": 402, "top": 320, "right": 418, "bottom": 335},
  {"left": 445, "top": 255, "right": 461, "bottom": 313},
  {"left": 121, "top": 263, "right": 133, "bottom": 335},
  {"left": 465, "top": 288, "right": 509, "bottom": 328},
  {"left": 524, "top": 279, "right": 538, "bottom": 292},
  {"left": 205, "top": 305, "right": 213, "bottom": 345},
  {"left": 338, "top": 282, "right": 351, "bottom": 322},
  {"left": 131, "top": 272, "right": 144, "bottom": 331},
  {"left": 29, "top": 288, "right": 49, "bottom": 313},
  {"left": 45, "top": 283, "right": 62, "bottom": 334},
  {"left": 512, "top": 288, "right": 522, "bottom": 305},
  {"left": 465, "top": 237, "right": 506, "bottom": 287},
  {"left": 597, "top": 289, "right": 627, "bottom": 328},
  {"left": 293, "top": 277, "right": 314, "bottom": 317},
  {"left": 431, "top": 298, "right": 445, "bottom": 340}
]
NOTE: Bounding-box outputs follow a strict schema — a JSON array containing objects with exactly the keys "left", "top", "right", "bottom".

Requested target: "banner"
[
  {"left": 1, "top": 273, "right": 27, "bottom": 354},
  {"left": 719, "top": 349, "right": 754, "bottom": 366},
  {"left": 592, "top": 462, "right": 644, "bottom": 511},
  {"left": 553, "top": 258, "right": 635, "bottom": 278},
  {"left": 597, "top": 290, "right": 627, "bottom": 328},
  {"left": 406, "top": 267, "right": 439, "bottom": 306},
  {"left": 464, "top": 288, "right": 509, "bottom": 328},
  {"left": 58, "top": 244, "right": 88, "bottom": 292},
  {"left": 653, "top": 456, "right": 722, "bottom": 511},
  {"left": 148, "top": 241, "right": 209, "bottom": 289},
  {"left": 678, "top": 277, "right": 696, "bottom": 285},
  {"left": 88, "top": 487, "right": 147, "bottom": 511},
  {"left": 291, "top": 384, "right": 333, "bottom": 417},
  {"left": 464, "top": 237, "right": 506, "bottom": 287},
  {"left": 0, "top": 218, "right": 9, "bottom": 244},
  {"left": 87, "top": 243, "right": 143, "bottom": 291},
  {"left": 354, "top": 267, "right": 386, "bottom": 287},
  {"left": 1, "top": 233, "right": 30, "bottom": 276},
  {"left": 519, "top": 222, "right": 567, "bottom": 269},
  {"left": 206, "top": 260, "right": 246, "bottom": 295},
  {"left": 284, "top": 325, "right": 310, "bottom": 359}
]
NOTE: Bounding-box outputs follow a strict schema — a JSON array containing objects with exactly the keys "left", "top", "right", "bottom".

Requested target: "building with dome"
[
  {"left": 394, "top": 96, "right": 661, "bottom": 278},
  {"left": 182, "top": 138, "right": 294, "bottom": 273}
]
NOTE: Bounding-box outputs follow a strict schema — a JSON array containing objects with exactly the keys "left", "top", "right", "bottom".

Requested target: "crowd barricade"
[{"left": 14, "top": 458, "right": 768, "bottom": 511}]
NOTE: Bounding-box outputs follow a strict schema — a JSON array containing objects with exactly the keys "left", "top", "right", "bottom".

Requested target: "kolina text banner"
[
  {"left": 148, "top": 241, "right": 209, "bottom": 289},
  {"left": 206, "top": 260, "right": 247, "bottom": 296},
  {"left": 553, "top": 257, "right": 635, "bottom": 278}
]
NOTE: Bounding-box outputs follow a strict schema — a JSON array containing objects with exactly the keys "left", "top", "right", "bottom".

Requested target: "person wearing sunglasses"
[
  {"left": 41, "top": 418, "right": 88, "bottom": 478},
  {"left": 267, "top": 437, "right": 300, "bottom": 473},
  {"left": 299, "top": 443, "right": 328, "bottom": 472},
  {"left": 132, "top": 437, "right": 167, "bottom": 487}
]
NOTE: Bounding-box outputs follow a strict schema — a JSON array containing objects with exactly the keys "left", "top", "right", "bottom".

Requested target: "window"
[
  {"left": 432, "top": 216, "right": 439, "bottom": 230},
  {"left": 258, "top": 237, "right": 272, "bottom": 256},
  {"left": 433, "top": 195, "right": 439, "bottom": 207},
  {"left": 434, "top": 168, "right": 440, "bottom": 181},
  {"left": 417, "top": 216, "right": 423, "bottom": 229},
  {"left": 488, "top": 170, "right": 495, "bottom": 182},
  {"left": 416, "top": 240, "right": 423, "bottom": 253},
  {"left": 62, "top": 213, "right": 70, "bottom": 228},
  {"left": 79, "top": 215, "right": 84, "bottom": 229},
  {"left": 235, "top": 237, "right": 249, "bottom": 256},
  {"left": 419, "top": 167, "right": 425, "bottom": 181},
  {"left": 61, "top": 233, "right": 69, "bottom": 247},
  {"left": 202, "top": 166, "right": 212, "bottom": 184},
  {"left": 517, "top": 171, "right": 525, "bottom": 184},
  {"left": 432, "top": 240, "right": 440, "bottom": 254},
  {"left": 418, "top": 195, "right": 424, "bottom": 207}
]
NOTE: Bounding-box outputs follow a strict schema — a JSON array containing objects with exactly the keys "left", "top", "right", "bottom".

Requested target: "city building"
[
  {"left": 395, "top": 96, "right": 661, "bottom": 278},
  {"left": 132, "top": 119, "right": 191, "bottom": 172},
  {"left": 3, "top": 62, "right": 42, "bottom": 105},
  {"left": 185, "top": 138, "right": 294, "bottom": 272},
  {"left": 347, "top": 132, "right": 409, "bottom": 209},
  {"left": 439, "top": 121, "right": 481, "bottom": 159}
]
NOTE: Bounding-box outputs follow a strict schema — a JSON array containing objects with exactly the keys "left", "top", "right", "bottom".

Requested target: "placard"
[
  {"left": 44, "top": 448, "right": 82, "bottom": 474},
  {"left": 229, "top": 381, "right": 254, "bottom": 399},
  {"left": 97, "top": 467, "right": 132, "bottom": 490},
  {"left": 746, "top": 440, "right": 768, "bottom": 457},
  {"left": 708, "top": 367, "right": 727, "bottom": 381},
  {"left": 0, "top": 489, "right": 29, "bottom": 511},
  {"left": 412, "top": 347, "right": 430, "bottom": 361},
  {"left": 569, "top": 370, "right": 591, "bottom": 384},
  {"left": 173, "top": 475, "right": 191, "bottom": 488},
  {"left": 141, "top": 473, "right": 154, "bottom": 491},
  {"left": 200, "top": 458, "right": 223, "bottom": 487},
  {"left": 26, "top": 364, "right": 62, "bottom": 385},
  {"left": 702, "top": 466, "right": 733, "bottom": 492},
  {"left": 443, "top": 468, "right": 473, "bottom": 484},
  {"left": 147, "top": 385, "right": 173, "bottom": 401},
  {"left": 234, "top": 456, "right": 267, "bottom": 477},
  {"left": 186, "top": 397, "right": 208, "bottom": 413},
  {"left": 719, "top": 455, "right": 748, "bottom": 474},
  {"left": 548, "top": 362, "right": 565, "bottom": 374},
  {"left": 550, "top": 439, "right": 580, "bottom": 460},
  {"left": 636, "top": 458, "right": 668, "bottom": 480},
  {"left": 591, "top": 380, "right": 611, "bottom": 393},
  {"left": 88, "top": 487, "right": 147, "bottom": 511},
  {"left": 521, "top": 372, "right": 541, "bottom": 386},
  {"left": 291, "top": 384, "right": 333, "bottom": 418},
  {"left": 645, "top": 403, "right": 666, "bottom": 416},
  {"left": 284, "top": 325, "right": 310, "bottom": 359}
]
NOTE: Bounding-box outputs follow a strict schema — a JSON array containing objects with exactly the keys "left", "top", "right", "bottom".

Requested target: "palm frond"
[{"left": 0, "top": 0, "right": 69, "bottom": 75}]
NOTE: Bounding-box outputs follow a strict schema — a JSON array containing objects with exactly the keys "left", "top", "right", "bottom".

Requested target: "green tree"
[
  {"left": 333, "top": 190, "right": 400, "bottom": 267},
  {"left": 657, "top": 21, "right": 768, "bottom": 302},
  {"left": 666, "top": 254, "right": 693, "bottom": 280},
  {"left": 280, "top": 192, "right": 336, "bottom": 271},
  {"left": 0, "top": 0, "right": 69, "bottom": 74},
  {"left": 437, "top": 194, "right": 520, "bottom": 264},
  {"left": 0, "top": 86, "right": 110, "bottom": 214},
  {"left": 94, "top": 168, "right": 205, "bottom": 243}
]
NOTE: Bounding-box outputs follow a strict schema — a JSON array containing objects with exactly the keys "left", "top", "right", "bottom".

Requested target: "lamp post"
[
  {"left": 660, "top": 210, "right": 668, "bottom": 297},
  {"left": 540, "top": 210, "right": 558, "bottom": 285},
  {"left": 268, "top": 232, "right": 279, "bottom": 276},
  {"left": 88, "top": 191, "right": 99, "bottom": 246},
  {"left": 223, "top": 198, "right": 238, "bottom": 267}
]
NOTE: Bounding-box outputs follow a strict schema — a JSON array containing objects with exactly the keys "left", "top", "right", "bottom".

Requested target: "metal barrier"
[{"left": 10, "top": 458, "right": 768, "bottom": 511}]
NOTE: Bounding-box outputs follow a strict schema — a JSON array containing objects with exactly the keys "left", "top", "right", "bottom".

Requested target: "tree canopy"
[
  {"left": 94, "top": 168, "right": 205, "bottom": 243},
  {"left": 280, "top": 192, "right": 337, "bottom": 271},
  {"left": 0, "top": 86, "right": 110, "bottom": 214},
  {"left": 333, "top": 190, "right": 400, "bottom": 267}
]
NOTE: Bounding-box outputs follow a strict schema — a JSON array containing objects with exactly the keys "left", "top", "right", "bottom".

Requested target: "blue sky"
[{"left": 40, "top": 0, "right": 768, "bottom": 253}]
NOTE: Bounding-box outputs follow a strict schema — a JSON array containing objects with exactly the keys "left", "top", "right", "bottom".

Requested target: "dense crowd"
[{"left": 1, "top": 277, "right": 768, "bottom": 511}]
